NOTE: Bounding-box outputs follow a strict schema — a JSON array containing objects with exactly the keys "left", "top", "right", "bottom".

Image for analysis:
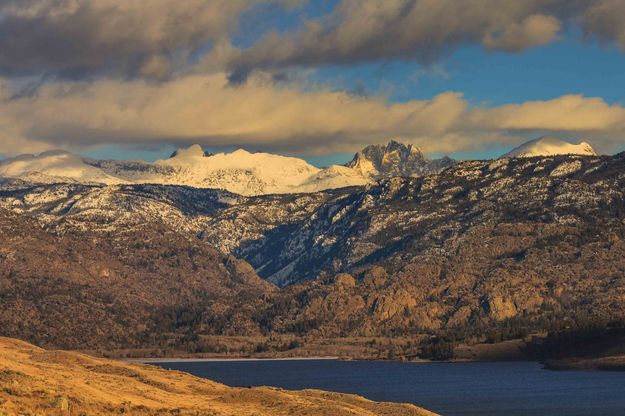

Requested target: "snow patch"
[{"left": 550, "top": 160, "right": 583, "bottom": 177}]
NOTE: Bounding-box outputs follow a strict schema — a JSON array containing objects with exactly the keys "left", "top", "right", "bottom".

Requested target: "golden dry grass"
[{"left": 0, "top": 337, "right": 437, "bottom": 416}]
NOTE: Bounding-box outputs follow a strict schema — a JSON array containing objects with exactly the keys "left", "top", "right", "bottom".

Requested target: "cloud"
[
  {"left": 581, "top": 0, "right": 625, "bottom": 49},
  {"left": 0, "top": 0, "right": 267, "bottom": 79},
  {"left": 482, "top": 14, "right": 561, "bottom": 52},
  {"left": 1, "top": 74, "right": 624, "bottom": 156},
  {"left": 3, "top": 0, "right": 625, "bottom": 83},
  {"left": 221, "top": 0, "right": 625, "bottom": 82},
  {"left": 468, "top": 95, "right": 625, "bottom": 131}
]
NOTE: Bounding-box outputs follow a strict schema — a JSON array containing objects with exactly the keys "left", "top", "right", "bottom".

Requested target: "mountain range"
[
  {"left": 0, "top": 137, "right": 596, "bottom": 196},
  {"left": 0, "top": 141, "right": 452, "bottom": 196},
  {"left": 1, "top": 136, "right": 623, "bottom": 357}
]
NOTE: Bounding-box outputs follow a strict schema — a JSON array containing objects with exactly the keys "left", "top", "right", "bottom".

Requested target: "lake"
[{"left": 150, "top": 360, "right": 625, "bottom": 416}]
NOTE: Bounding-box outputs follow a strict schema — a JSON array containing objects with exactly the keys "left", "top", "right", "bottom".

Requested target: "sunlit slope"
[{"left": 0, "top": 337, "right": 437, "bottom": 416}]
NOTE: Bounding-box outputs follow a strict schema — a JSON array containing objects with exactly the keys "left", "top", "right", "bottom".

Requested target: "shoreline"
[
  {"left": 543, "top": 356, "right": 625, "bottom": 372},
  {"left": 128, "top": 355, "right": 625, "bottom": 373},
  {"left": 128, "top": 356, "right": 532, "bottom": 365},
  {"left": 127, "top": 356, "right": 340, "bottom": 363}
]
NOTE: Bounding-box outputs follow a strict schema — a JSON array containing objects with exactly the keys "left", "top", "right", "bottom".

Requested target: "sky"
[{"left": 1, "top": 0, "right": 625, "bottom": 166}]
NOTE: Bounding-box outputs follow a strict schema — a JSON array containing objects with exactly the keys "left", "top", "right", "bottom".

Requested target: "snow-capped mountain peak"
[{"left": 502, "top": 137, "right": 597, "bottom": 159}]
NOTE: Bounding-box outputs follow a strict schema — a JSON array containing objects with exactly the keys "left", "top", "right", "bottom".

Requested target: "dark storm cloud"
[{"left": 0, "top": 0, "right": 264, "bottom": 79}]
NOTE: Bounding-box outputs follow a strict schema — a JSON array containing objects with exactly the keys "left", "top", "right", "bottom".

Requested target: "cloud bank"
[{"left": 2, "top": 74, "right": 624, "bottom": 156}]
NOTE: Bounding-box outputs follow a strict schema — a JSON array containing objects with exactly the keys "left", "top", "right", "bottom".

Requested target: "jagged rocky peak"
[
  {"left": 501, "top": 136, "right": 597, "bottom": 159},
  {"left": 346, "top": 140, "right": 455, "bottom": 179}
]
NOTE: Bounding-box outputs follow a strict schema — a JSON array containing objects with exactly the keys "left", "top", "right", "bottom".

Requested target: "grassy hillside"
[{"left": 0, "top": 337, "right": 436, "bottom": 416}]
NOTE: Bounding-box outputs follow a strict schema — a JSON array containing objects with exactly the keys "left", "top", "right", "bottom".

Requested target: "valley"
[{"left": 1, "top": 140, "right": 624, "bottom": 365}]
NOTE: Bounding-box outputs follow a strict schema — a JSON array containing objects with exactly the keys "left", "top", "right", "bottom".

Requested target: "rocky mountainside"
[
  {"left": 213, "top": 151, "right": 625, "bottom": 341},
  {"left": 1, "top": 150, "right": 625, "bottom": 350},
  {"left": 200, "top": 152, "right": 622, "bottom": 287},
  {"left": 346, "top": 140, "right": 455, "bottom": 179},
  {"left": 502, "top": 136, "right": 597, "bottom": 158},
  {"left": 0, "top": 206, "right": 274, "bottom": 350}
]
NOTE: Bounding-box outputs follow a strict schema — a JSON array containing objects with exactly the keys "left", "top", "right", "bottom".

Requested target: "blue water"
[{"left": 151, "top": 360, "right": 625, "bottom": 416}]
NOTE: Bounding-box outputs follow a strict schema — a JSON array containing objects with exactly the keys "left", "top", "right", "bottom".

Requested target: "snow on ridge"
[
  {"left": 501, "top": 136, "right": 597, "bottom": 159},
  {"left": 0, "top": 151, "right": 127, "bottom": 185},
  {"left": 0, "top": 144, "right": 374, "bottom": 196}
]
